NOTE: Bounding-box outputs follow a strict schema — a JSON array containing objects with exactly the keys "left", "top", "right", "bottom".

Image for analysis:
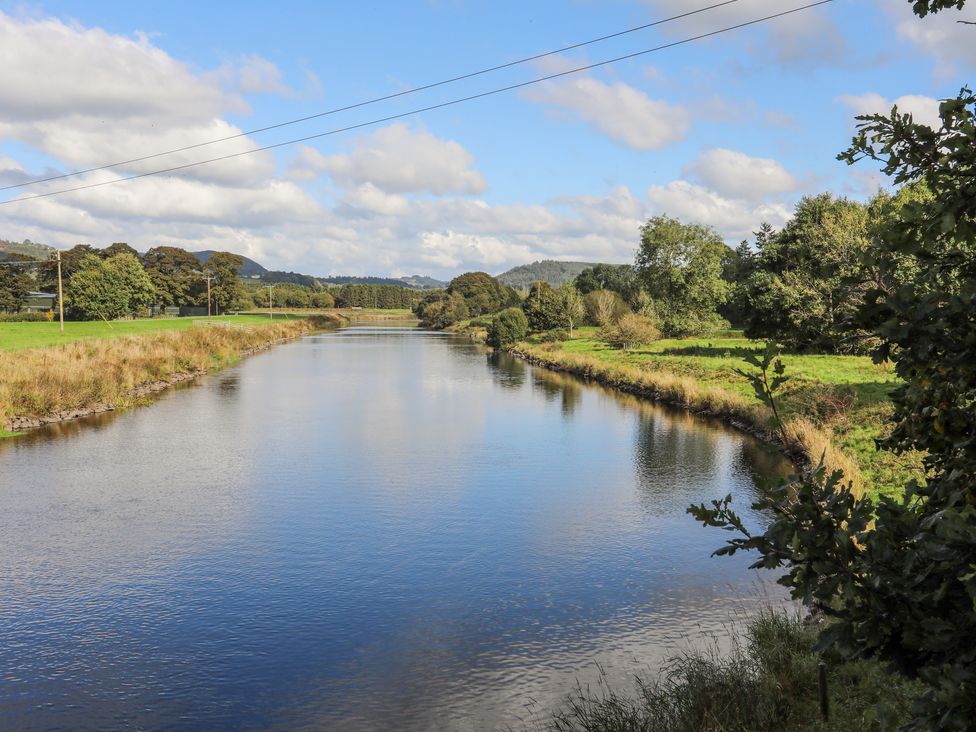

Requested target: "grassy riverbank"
[
  {"left": 547, "top": 612, "right": 920, "bottom": 732},
  {"left": 510, "top": 330, "right": 917, "bottom": 498},
  {"left": 0, "top": 313, "right": 345, "bottom": 432},
  {"left": 450, "top": 322, "right": 915, "bottom": 498},
  {"left": 0, "top": 313, "right": 319, "bottom": 352}
]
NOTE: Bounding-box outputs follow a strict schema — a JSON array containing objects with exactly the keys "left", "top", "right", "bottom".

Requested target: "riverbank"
[
  {"left": 0, "top": 313, "right": 345, "bottom": 434},
  {"left": 491, "top": 328, "right": 917, "bottom": 499},
  {"left": 546, "top": 610, "right": 920, "bottom": 731}
]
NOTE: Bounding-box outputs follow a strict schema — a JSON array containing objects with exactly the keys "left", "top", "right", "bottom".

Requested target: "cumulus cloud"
[
  {"left": 0, "top": 10, "right": 276, "bottom": 184},
  {"left": 299, "top": 124, "right": 487, "bottom": 195},
  {"left": 646, "top": 180, "right": 791, "bottom": 240},
  {"left": 683, "top": 148, "right": 799, "bottom": 201},
  {"left": 883, "top": 0, "right": 976, "bottom": 77},
  {"left": 642, "top": 0, "right": 848, "bottom": 69},
  {"left": 836, "top": 92, "right": 942, "bottom": 129},
  {"left": 526, "top": 77, "right": 689, "bottom": 150}
]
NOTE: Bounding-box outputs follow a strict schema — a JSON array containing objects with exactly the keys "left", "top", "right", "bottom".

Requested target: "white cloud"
[
  {"left": 305, "top": 124, "right": 487, "bottom": 195},
  {"left": 236, "top": 55, "right": 289, "bottom": 95},
  {"left": 646, "top": 180, "right": 791, "bottom": 240},
  {"left": 642, "top": 0, "right": 848, "bottom": 69},
  {"left": 883, "top": 0, "right": 976, "bottom": 77},
  {"left": 341, "top": 183, "right": 410, "bottom": 217},
  {"left": 418, "top": 231, "right": 534, "bottom": 269},
  {"left": 526, "top": 77, "right": 690, "bottom": 150},
  {"left": 836, "top": 92, "right": 942, "bottom": 129},
  {"left": 683, "top": 148, "right": 799, "bottom": 201}
]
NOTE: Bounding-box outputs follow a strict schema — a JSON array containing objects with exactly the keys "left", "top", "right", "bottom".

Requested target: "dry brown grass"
[
  {"left": 514, "top": 342, "right": 864, "bottom": 493},
  {"left": 0, "top": 317, "right": 338, "bottom": 426}
]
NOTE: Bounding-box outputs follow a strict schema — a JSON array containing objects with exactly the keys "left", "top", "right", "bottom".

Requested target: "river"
[{"left": 0, "top": 324, "right": 791, "bottom": 731}]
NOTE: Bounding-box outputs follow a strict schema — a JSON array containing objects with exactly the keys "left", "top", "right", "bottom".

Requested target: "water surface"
[{"left": 0, "top": 325, "right": 790, "bottom": 730}]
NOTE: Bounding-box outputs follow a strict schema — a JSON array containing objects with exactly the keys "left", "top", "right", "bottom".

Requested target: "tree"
[
  {"left": 583, "top": 289, "right": 629, "bottom": 326},
  {"left": 558, "top": 284, "right": 585, "bottom": 336},
  {"left": 0, "top": 256, "right": 32, "bottom": 312},
  {"left": 202, "top": 252, "right": 248, "bottom": 313},
  {"left": 447, "top": 271, "right": 520, "bottom": 316},
  {"left": 691, "top": 82, "right": 976, "bottom": 730},
  {"left": 635, "top": 216, "right": 729, "bottom": 336},
  {"left": 143, "top": 246, "right": 201, "bottom": 307},
  {"left": 66, "top": 253, "right": 155, "bottom": 320},
  {"left": 522, "top": 281, "right": 563, "bottom": 332},
  {"left": 418, "top": 291, "right": 469, "bottom": 329},
  {"left": 573, "top": 263, "right": 638, "bottom": 301},
  {"left": 310, "top": 291, "right": 335, "bottom": 308},
  {"left": 737, "top": 194, "right": 872, "bottom": 353},
  {"left": 101, "top": 242, "right": 141, "bottom": 260},
  {"left": 486, "top": 307, "right": 529, "bottom": 348},
  {"left": 601, "top": 313, "right": 660, "bottom": 351}
]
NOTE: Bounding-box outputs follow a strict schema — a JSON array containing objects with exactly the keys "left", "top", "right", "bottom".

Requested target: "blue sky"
[{"left": 0, "top": 0, "right": 972, "bottom": 278}]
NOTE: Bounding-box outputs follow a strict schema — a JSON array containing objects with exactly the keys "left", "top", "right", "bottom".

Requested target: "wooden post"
[{"left": 56, "top": 250, "right": 64, "bottom": 333}]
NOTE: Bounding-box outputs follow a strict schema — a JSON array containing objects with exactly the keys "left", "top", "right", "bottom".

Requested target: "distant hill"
[
  {"left": 0, "top": 238, "right": 55, "bottom": 261},
  {"left": 321, "top": 274, "right": 445, "bottom": 290},
  {"left": 497, "top": 260, "right": 597, "bottom": 290},
  {"left": 191, "top": 250, "right": 269, "bottom": 277},
  {"left": 398, "top": 274, "right": 447, "bottom": 290}
]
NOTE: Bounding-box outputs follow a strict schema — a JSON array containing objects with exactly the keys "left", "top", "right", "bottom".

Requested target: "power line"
[
  {"left": 0, "top": 0, "right": 833, "bottom": 208},
  {"left": 0, "top": 0, "right": 740, "bottom": 193}
]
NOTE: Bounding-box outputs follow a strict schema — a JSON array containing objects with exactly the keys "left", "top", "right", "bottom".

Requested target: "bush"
[
  {"left": 486, "top": 308, "right": 529, "bottom": 349},
  {"left": 0, "top": 312, "right": 50, "bottom": 322},
  {"left": 540, "top": 328, "right": 570, "bottom": 343},
  {"left": 583, "top": 289, "right": 630, "bottom": 326},
  {"left": 600, "top": 313, "right": 660, "bottom": 350}
]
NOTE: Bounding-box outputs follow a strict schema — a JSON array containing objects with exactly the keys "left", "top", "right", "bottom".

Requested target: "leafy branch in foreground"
[
  {"left": 735, "top": 342, "right": 789, "bottom": 444},
  {"left": 692, "top": 83, "right": 976, "bottom": 731}
]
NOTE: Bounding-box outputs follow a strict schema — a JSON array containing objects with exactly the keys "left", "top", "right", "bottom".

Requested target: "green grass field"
[
  {"left": 0, "top": 314, "right": 314, "bottom": 352},
  {"left": 516, "top": 328, "right": 917, "bottom": 497}
]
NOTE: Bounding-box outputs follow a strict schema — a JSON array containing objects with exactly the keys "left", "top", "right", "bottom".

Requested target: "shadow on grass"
[{"left": 658, "top": 345, "right": 761, "bottom": 358}]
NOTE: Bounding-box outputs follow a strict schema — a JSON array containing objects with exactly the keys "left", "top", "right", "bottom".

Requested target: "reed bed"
[
  {"left": 1, "top": 315, "right": 341, "bottom": 428},
  {"left": 512, "top": 342, "right": 864, "bottom": 494}
]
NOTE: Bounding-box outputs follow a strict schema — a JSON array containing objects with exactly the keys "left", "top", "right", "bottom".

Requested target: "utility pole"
[
  {"left": 265, "top": 284, "right": 276, "bottom": 320},
  {"left": 55, "top": 250, "right": 64, "bottom": 333},
  {"left": 203, "top": 275, "right": 216, "bottom": 320}
]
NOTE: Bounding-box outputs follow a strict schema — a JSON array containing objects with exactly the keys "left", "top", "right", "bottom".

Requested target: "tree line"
[{"left": 0, "top": 242, "right": 430, "bottom": 320}]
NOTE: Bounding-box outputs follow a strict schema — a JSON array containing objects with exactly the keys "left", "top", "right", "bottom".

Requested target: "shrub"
[
  {"left": 486, "top": 307, "right": 529, "bottom": 348},
  {"left": 540, "top": 328, "right": 570, "bottom": 343},
  {"left": 0, "top": 312, "right": 51, "bottom": 322},
  {"left": 600, "top": 313, "right": 660, "bottom": 350},
  {"left": 583, "top": 289, "right": 630, "bottom": 326}
]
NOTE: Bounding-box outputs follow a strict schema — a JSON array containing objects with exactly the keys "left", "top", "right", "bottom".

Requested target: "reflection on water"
[{"left": 0, "top": 325, "right": 792, "bottom": 731}]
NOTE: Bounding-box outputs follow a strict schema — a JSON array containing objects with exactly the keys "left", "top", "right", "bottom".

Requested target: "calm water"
[{"left": 0, "top": 325, "right": 790, "bottom": 731}]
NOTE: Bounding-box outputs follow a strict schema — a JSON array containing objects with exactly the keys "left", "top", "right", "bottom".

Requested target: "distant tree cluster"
[
  {"left": 333, "top": 283, "right": 424, "bottom": 309},
  {"left": 415, "top": 272, "right": 520, "bottom": 328}
]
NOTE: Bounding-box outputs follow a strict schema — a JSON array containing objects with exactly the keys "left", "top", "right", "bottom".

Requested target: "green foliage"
[
  {"left": 334, "top": 283, "right": 421, "bottom": 309},
  {"left": 201, "top": 252, "right": 249, "bottom": 313},
  {"left": 486, "top": 307, "right": 529, "bottom": 348},
  {"left": 738, "top": 194, "right": 874, "bottom": 353},
  {"left": 100, "top": 242, "right": 141, "bottom": 260},
  {"left": 600, "top": 313, "right": 660, "bottom": 351},
  {"left": 66, "top": 253, "right": 155, "bottom": 321},
  {"left": 0, "top": 256, "right": 32, "bottom": 312},
  {"left": 911, "top": 0, "right": 965, "bottom": 14},
  {"left": 418, "top": 291, "right": 469, "bottom": 329},
  {"left": 635, "top": 216, "right": 729, "bottom": 337},
  {"left": 448, "top": 271, "right": 520, "bottom": 316},
  {"left": 310, "top": 290, "right": 335, "bottom": 308},
  {"left": 691, "top": 83, "right": 976, "bottom": 731},
  {"left": 573, "top": 263, "right": 638, "bottom": 301},
  {"left": 143, "top": 246, "right": 201, "bottom": 307},
  {"left": 549, "top": 611, "right": 920, "bottom": 732},
  {"left": 558, "top": 283, "right": 585, "bottom": 335},
  {"left": 522, "top": 281, "right": 564, "bottom": 331},
  {"left": 735, "top": 341, "right": 790, "bottom": 441}
]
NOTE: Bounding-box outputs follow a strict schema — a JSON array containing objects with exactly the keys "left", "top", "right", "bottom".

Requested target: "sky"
[{"left": 0, "top": 0, "right": 972, "bottom": 279}]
